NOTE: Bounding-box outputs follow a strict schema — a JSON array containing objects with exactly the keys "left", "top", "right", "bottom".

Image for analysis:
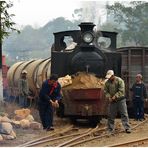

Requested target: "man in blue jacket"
[
  {"left": 131, "top": 74, "right": 147, "bottom": 121},
  {"left": 38, "top": 74, "right": 61, "bottom": 131}
]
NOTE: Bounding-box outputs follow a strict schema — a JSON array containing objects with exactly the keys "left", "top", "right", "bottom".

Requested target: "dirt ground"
[
  {"left": 80, "top": 119, "right": 148, "bottom": 147},
  {"left": 0, "top": 101, "right": 72, "bottom": 147},
  {"left": 0, "top": 102, "right": 148, "bottom": 147},
  {"left": 0, "top": 118, "right": 72, "bottom": 147}
]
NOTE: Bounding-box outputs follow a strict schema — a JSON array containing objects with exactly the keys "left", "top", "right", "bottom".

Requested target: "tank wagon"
[{"left": 7, "top": 59, "right": 51, "bottom": 102}]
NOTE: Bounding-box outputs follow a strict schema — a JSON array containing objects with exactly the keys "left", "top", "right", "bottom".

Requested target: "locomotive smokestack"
[{"left": 78, "top": 22, "right": 96, "bottom": 32}]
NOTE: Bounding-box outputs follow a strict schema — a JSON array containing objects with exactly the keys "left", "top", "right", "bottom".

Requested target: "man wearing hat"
[
  {"left": 131, "top": 74, "right": 147, "bottom": 121},
  {"left": 18, "top": 70, "right": 29, "bottom": 108},
  {"left": 104, "top": 70, "right": 131, "bottom": 135}
]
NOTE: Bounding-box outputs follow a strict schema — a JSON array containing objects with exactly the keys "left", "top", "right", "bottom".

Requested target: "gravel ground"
[
  {"left": 0, "top": 116, "right": 148, "bottom": 147},
  {"left": 0, "top": 116, "right": 71, "bottom": 147},
  {"left": 0, "top": 101, "right": 148, "bottom": 147},
  {"left": 78, "top": 119, "right": 148, "bottom": 147}
]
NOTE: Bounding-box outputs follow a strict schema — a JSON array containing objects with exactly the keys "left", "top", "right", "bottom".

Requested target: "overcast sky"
[
  {"left": 7, "top": 0, "right": 147, "bottom": 28},
  {"left": 8, "top": 0, "right": 81, "bottom": 28}
]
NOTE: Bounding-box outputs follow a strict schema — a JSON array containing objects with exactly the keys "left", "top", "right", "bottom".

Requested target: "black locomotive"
[
  {"left": 51, "top": 22, "right": 122, "bottom": 123},
  {"left": 51, "top": 22, "right": 121, "bottom": 78}
]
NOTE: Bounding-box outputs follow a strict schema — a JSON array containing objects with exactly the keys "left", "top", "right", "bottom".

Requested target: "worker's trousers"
[
  {"left": 19, "top": 95, "right": 27, "bottom": 108},
  {"left": 133, "top": 99, "right": 144, "bottom": 120},
  {"left": 38, "top": 102, "right": 53, "bottom": 129},
  {"left": 107, "top": 99, "right": 131, "bottom": 131}
]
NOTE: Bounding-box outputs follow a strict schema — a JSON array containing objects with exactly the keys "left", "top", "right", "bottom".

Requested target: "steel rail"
[
  {"left": 107, "top": 137, "right": 148, "bottom": 147},
  {"left": 19, "top": 116, "right": 148, "bottom": 147},
  {"left": 105, "top": 117, "right": 148, "bottom": 147},
  {"left": 26, "top": 128, "right": 92, "bottom": 147},
  {"left": 64, "top": 118, "right": 148, "bottom": 147},
  {"left": 57, "top": 125, "right": 99, "bottom": 147},
  {"left": 66, "top": 127, "right": 107, "bottom": 147},
  {"left": 19, "top": 125, "right": 73, "bottom": 147}
]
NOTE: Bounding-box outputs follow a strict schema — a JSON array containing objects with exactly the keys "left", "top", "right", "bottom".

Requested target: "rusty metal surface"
[
  {"left": 25, "top": 59, "right": 45, "bottom": 94},
  {"left": 7, "top": 61, "right": 24, "bottom": 86},
  {"left": 63, "top": 88, "right": 102, "bottom": 100},
  {"left": 117, "top": 47, "right": 148, "bottom": 101},
  {"left": 13, "top": 60, "right": 35, "bottom": 87},
  {"left": 7, "top": 59, "right": 52, "bottom": 98},
  {"left": 36, "top": 58, "right": 51, "bottom": 88},
  {"left": 62, "top": 88, "right": 108, "bottom": 116}
]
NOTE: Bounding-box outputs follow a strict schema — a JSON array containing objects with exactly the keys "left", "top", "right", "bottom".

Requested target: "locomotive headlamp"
[{"left": 82, "top": 32, "right": 94, "bottom": 44}]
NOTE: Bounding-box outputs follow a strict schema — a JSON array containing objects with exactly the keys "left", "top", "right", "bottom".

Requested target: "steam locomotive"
[{"left": 51, "top": 22, "right": 121, "bottom": 123}]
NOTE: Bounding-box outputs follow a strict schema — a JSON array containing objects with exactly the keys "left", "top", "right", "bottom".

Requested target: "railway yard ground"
[{"left": 0, "top": 102, "right": 148, "bottom": 147}]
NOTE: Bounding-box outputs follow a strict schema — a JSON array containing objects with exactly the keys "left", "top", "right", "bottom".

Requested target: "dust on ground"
[
  {"left": 0, "top": 101, "right": 71, "bottom": 147},
  {"left": 79, "top": 118, "right": 148, "bottom": 147},
  {"left": 0, "top": 101, "right": 148, "bottom": 147}
]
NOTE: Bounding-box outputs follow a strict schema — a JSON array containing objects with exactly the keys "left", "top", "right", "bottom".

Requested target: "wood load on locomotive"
[{"left": 5, "top": 22, "right": 148, "bottom": 123}]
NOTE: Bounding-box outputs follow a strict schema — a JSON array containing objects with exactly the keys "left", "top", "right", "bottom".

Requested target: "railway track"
[
  {"left": 19, "top": 124, "right": 106, "bottom": 147},
  {"left": 24, "top": 127, "right": 92, "bottom": 147},
  {"left": 18, "top": 116, "right": 148, "bottom": 147},
  {"left": 107, "top": 137, "right": 148, "bottom": 147},
  {"left": 19, "top": 124, "right": 74, "bottom": 147},
  {"left": 59, "top": 126, "right": 107, "bottom": 147},
  {"left": 64, "top": 117, "right": 148, "bottom": 147},
  {"left": 105, "top": 115, "right": 148, "bottom": 147}
]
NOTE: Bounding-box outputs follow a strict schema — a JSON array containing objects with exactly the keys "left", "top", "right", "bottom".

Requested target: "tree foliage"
[
  {"left": 106, "top": 1, "right": 148, "bottom": 46},
  {"left": 0, "top": 1, "right": 19, "bottom": 42},
  {"left": 3, "top": 16, "right": 80, "bottom": 65}
]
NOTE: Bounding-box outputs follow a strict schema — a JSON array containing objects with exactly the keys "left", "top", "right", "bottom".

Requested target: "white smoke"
[{"left": 80, "top": 1, "right": 107, "bottom": 29}]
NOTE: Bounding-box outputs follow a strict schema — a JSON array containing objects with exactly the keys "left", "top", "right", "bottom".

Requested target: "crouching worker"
[
  {"left": 38, "top": 74, "right": 61, "bottom": 131},
  {"left": 104, "top": 70, "right": 131, "bottom": 135}
]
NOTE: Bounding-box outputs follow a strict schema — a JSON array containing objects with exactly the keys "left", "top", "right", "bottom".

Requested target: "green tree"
[
  {"left": 0, "top": 1, "right": 19, "bottom": 68},
  {"left": 106, "top": 1, "right": 148, "bottom": 46},
  {"left": 3, "top": 16, "right": 80, "bottom": 65}
]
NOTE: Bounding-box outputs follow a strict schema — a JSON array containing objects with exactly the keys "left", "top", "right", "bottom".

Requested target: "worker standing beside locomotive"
[
  {"left": 38, "top": 74, "right": 61, "bottom": 131},
  {"left": 104, "top": 70, "right": 131, "bottom": 135},
  {"left": 131, "top": 74, "right": 148, "bottom": 121},
  {"left": 18, "top": 70, "right": 29, "bottom": 108}
]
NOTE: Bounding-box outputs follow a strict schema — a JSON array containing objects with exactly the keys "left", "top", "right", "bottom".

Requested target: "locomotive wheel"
[
  {"left": 88, "top": 116, "right": 100, "bottom": 127},
  {"left": 70, "top": 117, "right": 77, "bottom": 124}
]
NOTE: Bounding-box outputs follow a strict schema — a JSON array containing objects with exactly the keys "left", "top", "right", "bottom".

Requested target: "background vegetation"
[{"left": 2, "top": 1, "right": 148, "bottom": 66}]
